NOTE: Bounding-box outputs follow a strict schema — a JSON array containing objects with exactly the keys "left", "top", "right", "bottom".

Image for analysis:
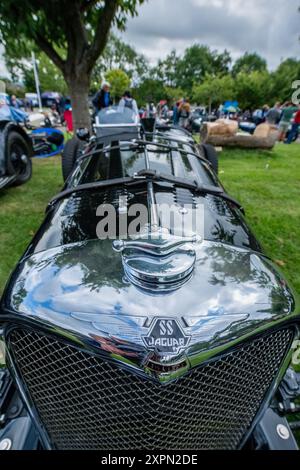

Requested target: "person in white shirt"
[
  {"left": 119, "top": 91, "right": 139, "bottom": 117},
  {"left": 145, "top": 102, "right": 157, "bottom": 118}
]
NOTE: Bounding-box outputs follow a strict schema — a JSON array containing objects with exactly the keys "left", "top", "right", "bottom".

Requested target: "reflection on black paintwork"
[
  {"left": 1, "top": 131, "right": 298, "bottom": 384},
  {"left": 27, "top": 185, "right": 262, "bottom": 258},
  {"left": 6, "top": 239, "right": 296, "bottom": 366},
  {"left": 205, "top": 195, "right": 261, "bottom": 252}
]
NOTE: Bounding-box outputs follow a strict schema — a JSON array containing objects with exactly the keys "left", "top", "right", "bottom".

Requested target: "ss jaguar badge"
[{"left": 142, "top": 318, "right": 191, "bottom": 354}]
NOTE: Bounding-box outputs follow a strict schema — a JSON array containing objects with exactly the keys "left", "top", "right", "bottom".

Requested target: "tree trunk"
[
  {"left": 200, "top": 120, "right": 238, "bottom": 141},
  {"left": 201, "top": 134, "right": 278, "bottom": 150},
  {"left": 67, "top": 76, "right": 91, "bottom": 131},
  {"left": 254, "top": 123, "right": 278, "bottom": 138}
]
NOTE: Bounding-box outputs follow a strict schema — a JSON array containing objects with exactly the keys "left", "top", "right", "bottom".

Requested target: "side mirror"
[{"left": 76, "top": 128, "right": 90, "bottom": 141}]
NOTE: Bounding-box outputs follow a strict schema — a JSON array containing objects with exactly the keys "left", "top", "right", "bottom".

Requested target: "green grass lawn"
[
  {"left": 220, "top": 143, "right": 300, "bottom": 296},
  {"left": 0, "top": 156, "right": 63, "bottom": 293}
]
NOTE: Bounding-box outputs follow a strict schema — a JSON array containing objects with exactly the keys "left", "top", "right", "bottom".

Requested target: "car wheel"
[
  {"left": 62, "top": 137, "right": 84, "bottom": 182},
  {"left": 6, "top": 131, "right": 32, "bottom": 186},
  {"left": 201, "top": 143, "right": 219, "bottom": 175}
]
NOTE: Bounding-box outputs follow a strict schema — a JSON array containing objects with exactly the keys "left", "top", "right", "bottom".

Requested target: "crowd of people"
[
  {"left": 173, "top": 100, "right": 192, "bottom": 128},
  {"left": 275, "top": 102, "right": 300, "bottom": 144},
  {"left": 92, "top": 82, "right": 139, "bottom": 116},
  {"left": 91, "top": 82, "right": 194, "bottom": 128},
  {"left": 217, "top": 101, "right": 300, "bottom": 144},
  {"left": 2, "top": 81, "right": 300, "bottom": 145}
]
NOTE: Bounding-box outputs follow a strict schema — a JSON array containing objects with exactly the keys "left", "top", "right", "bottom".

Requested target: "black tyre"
[
  {"left": 62, "top": 137, "right": 84, "bottom": 182},
  {"left": 6, "top": 131, "right": 32, "bottom": 186},
  {"left": 201, "top": 143, "right": 219, "bottom": 174}
]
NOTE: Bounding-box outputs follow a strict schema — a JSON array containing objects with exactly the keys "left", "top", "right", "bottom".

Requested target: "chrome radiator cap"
[{"left": 113, "top": 228, "right": 202, "bottom": 291}]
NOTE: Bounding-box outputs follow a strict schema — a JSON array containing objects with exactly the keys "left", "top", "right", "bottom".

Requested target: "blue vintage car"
[{"left": 0, "top": 105, "right": 33, "bottom": 189}]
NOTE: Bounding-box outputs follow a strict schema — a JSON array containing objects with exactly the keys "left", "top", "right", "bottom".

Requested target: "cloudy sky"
[
  {"left": 122, "top": 0, "right": 300, "bottom": 69},
  {"left": 0, "top": 0, "right": 299, "bottom": 78}
]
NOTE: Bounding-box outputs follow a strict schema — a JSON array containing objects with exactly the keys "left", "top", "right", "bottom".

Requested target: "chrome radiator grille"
[{"left": 8, "top": 328, "right": 293, "bottom": 450}]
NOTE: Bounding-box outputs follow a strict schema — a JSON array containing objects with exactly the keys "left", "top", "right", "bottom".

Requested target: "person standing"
[
  {"left": 173, "top": 101, "right": 180, "bottom": 125},
  {"left": 63, "top": 101, "right": 73, "bottom": 134},
  {"left": 285, "top": 106, "right": 300, "bottom": 144},
  {"left": 278, "top": 102, "right": 299, "bottom": 142},
  {"left": 118, "top": 91, "right": 139, "bottom": 116},
  {"left": 217, "top": 104, "right": 224, "bottom": 119},
  {"left": 92, "top": 82, "right": 113, "bottom": 113},
  {"left": 158, "top": 101, "right": 169, "bottom": 120},
  {"left": 178, "top": 99, "right": 191, "bottom": 128},
  {"left": 262, "top": 105, "right": 270, "bottom": 120},
  {"left": 10, "top": 95, "right": 20, "bottom": 109},
  {"left": 25, "top": 97, "right": 33, "bottom": 113},
  {"left": 145, "top": 102, "right": 157, "bottom": 118},
  {"left": 266, "top": 102, "right": 282, "bottom": 125}
]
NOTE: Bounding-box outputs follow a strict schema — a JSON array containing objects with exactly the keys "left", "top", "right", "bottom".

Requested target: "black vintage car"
[
  {"left": 0, "top": 107, "right": 299, "bottom": 450},
  {"left": 0, "top": 119, "right": 33, "bottom": 190}
]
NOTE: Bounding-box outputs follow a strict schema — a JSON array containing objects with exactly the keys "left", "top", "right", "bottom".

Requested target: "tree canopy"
[
  {"left": 91, "top": 33, "right": 149, "bottom": 91},
  {"left": 5, "top": 45, "right": 68, "bottom": 95},
  {"left": 0, "top": 0, "right": 146, "bottom": 128},
  {"left": 235, "top": 70, "right": 271, "bottom": 110},
  {"left": 153, "top": 45, "right": 231, "bottom": 95},
  {"left": 270, "top": 58, "right": 300, "bottom": 103},
  {"left": 105, "top": 68, "right": 131, "bottom": 100},
  {"left": 133, "top": 78, "right": 166, "bottom": 104},
  {"left": 192, "top": 75, "right": 234, "bottom": 110},
  {"left": 0, "top": 1, "right": 145, "bottom": 76},
  {"left": 232, "top": 52, "right": 267, "bottom": 76}
]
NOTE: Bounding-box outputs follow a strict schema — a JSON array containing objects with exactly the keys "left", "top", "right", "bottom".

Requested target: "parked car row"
[
  {"left": 0, "top": 105, "right": 65, "bottom": 189},
  {"left": 0, "top": 91, "right": 65, "bottom": 110}
]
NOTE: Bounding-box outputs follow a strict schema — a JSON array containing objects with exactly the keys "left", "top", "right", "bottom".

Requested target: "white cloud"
[
  {"left": 123, "top": 0, "right": 300, "bottom": 69},
  {"left": 0, "top": 0, "right": 299, "bottom": 77}
]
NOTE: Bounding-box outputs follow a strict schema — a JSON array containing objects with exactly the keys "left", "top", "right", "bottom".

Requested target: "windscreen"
[{"left": 97, "top": 106, "right": 138, "bottom": 125}]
